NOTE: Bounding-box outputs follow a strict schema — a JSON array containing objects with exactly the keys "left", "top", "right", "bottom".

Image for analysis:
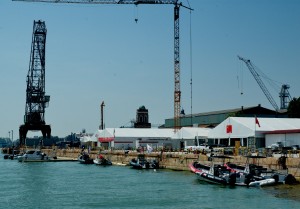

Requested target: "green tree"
[{"left": 287, "top": 97, "right": 300, "bottom": 118}]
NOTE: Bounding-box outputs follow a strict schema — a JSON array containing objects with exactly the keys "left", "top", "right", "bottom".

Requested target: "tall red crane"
[{"left": 13, "top": 0, "right": 192, "bottom": 131}]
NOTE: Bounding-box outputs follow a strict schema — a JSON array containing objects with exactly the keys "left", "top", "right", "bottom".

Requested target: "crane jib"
[{"left": 12, "top": 0, "right": 180, "bottom": 5}]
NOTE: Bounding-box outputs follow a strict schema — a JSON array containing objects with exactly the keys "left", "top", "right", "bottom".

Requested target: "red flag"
[
  {"left": 255, "top": 117, "right": 260, "bottom": 127},
  {"left": 226, "top": 125, "right": 232, "bottom": 133}
]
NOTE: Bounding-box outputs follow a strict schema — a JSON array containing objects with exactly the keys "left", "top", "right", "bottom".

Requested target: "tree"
[{"left": 287, "top": 97, "right": 300, "bottom": 118}]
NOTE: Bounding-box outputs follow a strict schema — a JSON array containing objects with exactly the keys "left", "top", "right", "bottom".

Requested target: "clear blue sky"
[{"left": 1, "top": 0, "right": 299, "bottom": 138}]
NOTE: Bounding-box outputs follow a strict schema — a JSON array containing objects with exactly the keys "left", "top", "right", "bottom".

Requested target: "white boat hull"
[{"left": 248, "top": 178, "right": 276, "bottom": 187}]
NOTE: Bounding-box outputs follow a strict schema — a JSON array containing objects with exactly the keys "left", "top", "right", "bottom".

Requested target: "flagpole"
[
  {"left": 254, "top": 116, "right": 256, "bottom": 153},
  {"left": 228, "top": 117, "right": 231, "bottom": 147}
]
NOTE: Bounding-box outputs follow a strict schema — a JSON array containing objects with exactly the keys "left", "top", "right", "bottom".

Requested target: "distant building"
[
  {"left": 164, "top": 104, "right": 287, "bottom": 128},
  {"left": 0, "top": 138, "right": 10, "bottom": 148},
  {"left": 134, "top": 106, "right": 151, "bottom": 128}
]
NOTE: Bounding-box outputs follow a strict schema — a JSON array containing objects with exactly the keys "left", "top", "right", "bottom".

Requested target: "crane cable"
[
  {"left": 237, "top": 58, "right": 244, "bottom": 95},
  {"left": 134, "top": 4, "right": 139, "bottom": 23},
  {"left": 186, "top": 0, "right": 193, "bottom": 125}
]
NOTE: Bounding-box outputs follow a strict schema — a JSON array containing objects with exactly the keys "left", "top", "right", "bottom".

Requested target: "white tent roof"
[
  {"left": 171, "top": 127, "right": 211, "bottom": 139},
  {"left": 208, "top": 117, "right": 300, "bottom": 139},
  {"left": 89, "top": 130, "right": 105, "bottom": 142},
  {"left": 95, "top": 128, "right": 174, "bottom": 139},
  {"left": 80, "top": 135, "right": 93, "bottom": 143}
]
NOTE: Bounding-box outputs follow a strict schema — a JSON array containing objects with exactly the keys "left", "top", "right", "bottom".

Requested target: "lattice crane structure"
[
  {"left": 13, "top": 0, "right": 193, "bottom": 131},
  {"left": 238, "top": 55, "right": 292, "bottom": 112},
  {"left": 19, "top": 20, "right": 51, "bottom": 146}
]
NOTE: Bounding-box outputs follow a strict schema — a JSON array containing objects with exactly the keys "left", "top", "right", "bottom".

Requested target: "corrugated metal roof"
[
  {"left": 101, "top": 128, "right": 175, "bottom": 138},
  {"left": 166, "top": 106, "right": 260, "bottom": 120},
  {"left": 263, "top": 129, "right": 300, "bottom": 134}
]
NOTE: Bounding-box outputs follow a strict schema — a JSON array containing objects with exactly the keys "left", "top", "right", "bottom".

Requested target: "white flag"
[{"left": 147, "top": 144, "right": 153, "bottom": 153}]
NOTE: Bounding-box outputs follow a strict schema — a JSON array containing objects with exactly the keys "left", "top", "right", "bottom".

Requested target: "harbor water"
[{"left": 0, "top": 154, "right": 299, "bottom": 209}]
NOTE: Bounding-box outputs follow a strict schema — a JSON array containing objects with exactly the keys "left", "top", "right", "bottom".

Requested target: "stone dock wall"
[{"left": 44, "top": 148, "right": 300, "bottom": 180}]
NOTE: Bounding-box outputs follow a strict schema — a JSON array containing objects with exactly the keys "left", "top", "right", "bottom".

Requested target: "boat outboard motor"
[
  {"left": 146, "top": 162, "right": 150, "bottom": 169},
  {"left": 272, "top": 174, "right": 279, "bottom": 183},
  {"left": 228, "top": 173, "right": 237, "bottom": 186},
  {"left": 244, "top": 173, "right": 253, "bottom": 186},
  {"left": 284, "top": 174, "right": 298, "bottom": 185}
]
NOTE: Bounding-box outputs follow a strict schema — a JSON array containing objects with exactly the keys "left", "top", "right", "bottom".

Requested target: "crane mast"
[
  {"left": 19, "top": 20, "right": 51, "bottom": 146},
  {"left": 13, "top": 0, "right": 192, "bottom": 131},
  {"left": 279, "top": 84, "right": 292, "bottom": 110}
]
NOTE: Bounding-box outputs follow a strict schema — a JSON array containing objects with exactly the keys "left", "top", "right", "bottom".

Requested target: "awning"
[{"left": 98, "top": 137, "right": 114, "bottom": 143}]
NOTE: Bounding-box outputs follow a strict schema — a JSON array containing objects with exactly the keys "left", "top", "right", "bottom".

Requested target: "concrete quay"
[{"left": 44, "top": 148, "right": 300, "bottom": 180}]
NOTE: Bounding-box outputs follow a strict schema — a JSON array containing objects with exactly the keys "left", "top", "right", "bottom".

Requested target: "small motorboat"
[
  {"left": 194, "top": 156, "right": 237, "bottom": 186},
  {"left": 93, "top": 154, "right": 112, "bottom": 166},
  {"left": 17, "top": 150, "right": 51, "bottom": 162},
  {"left": 224, "top": 156, "right": 296, "bottom": 185},
  {"left": 4, "top": 154, "right": 20, "bottom": 160},
  {"left": 3, "top": 149, "right": 21, "bottom": 160},
  {"left": 78, "top": 153, "right": 94, "bottom": 164},
  {"left": 130, "top": 154, "right": 159, "bottom": 169}
]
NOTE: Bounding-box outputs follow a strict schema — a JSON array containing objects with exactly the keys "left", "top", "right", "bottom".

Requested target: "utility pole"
[{"left": 100, "top": 101, "right": 105, "bottom": 130}]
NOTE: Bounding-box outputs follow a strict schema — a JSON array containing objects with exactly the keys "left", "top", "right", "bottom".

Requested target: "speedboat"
[
  {"left": 224, "top": 156, "right": 297, "bottom": 186},
  {"left": 194, "top": 156, "right": 237, "bottom": 186},
  {"left": 130, "top": 154, "right": 159, "bottom": 169},
  {"left": 78, "top": 153, "right": 94, "bottom": 164},
  {"left": 3, "top": 149, "right": 21, "bottom": 160},
  {"left": 93, "top": 154, "right": 112, "bottom": 166},
  {"left": 17, "top": 150, "right": 51, "bottom": 162}
]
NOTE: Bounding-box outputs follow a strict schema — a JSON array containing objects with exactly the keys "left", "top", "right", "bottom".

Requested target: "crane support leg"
[{"left": 19, "top": 124, "right": 51, "bottom": 146}]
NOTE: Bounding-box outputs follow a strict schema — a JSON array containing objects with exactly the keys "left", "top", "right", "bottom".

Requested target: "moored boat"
[
  {"left": 224, "top": 156, "right": 297, "bottom": 185},
  {"left": 130, "top": 154, "right": 159, "bottom": 169},
  {"left": 93, "top": 154, "right": 112, "bottom": 166},
  {"left": 17, "top": 150, "right": 52, "bottom": 162},
  {"left": 78, "top": 153, "right": 94, "bottom": 164},
  {"left": 194, "top": 156, "right": 237, "bottom": 186}
]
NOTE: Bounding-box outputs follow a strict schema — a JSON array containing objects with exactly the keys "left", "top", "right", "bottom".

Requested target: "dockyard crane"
[
  {"left": 19, "top": 20, "right": 51, "bottom": 146},
  {"left": 13, "top": 0, "right": 193, "bottom": 131},
  {"left": 238, "top": 55, "right": 292, "bottom": 112}
]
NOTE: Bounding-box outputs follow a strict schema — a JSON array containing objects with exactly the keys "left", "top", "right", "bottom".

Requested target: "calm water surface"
[{"left": 0, "top": 154, "right": 299, "bottom": 209}]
